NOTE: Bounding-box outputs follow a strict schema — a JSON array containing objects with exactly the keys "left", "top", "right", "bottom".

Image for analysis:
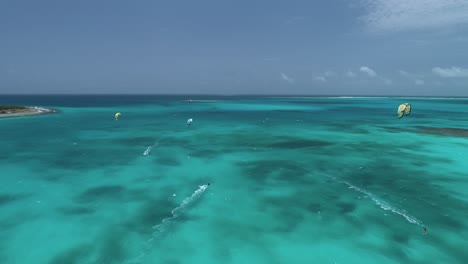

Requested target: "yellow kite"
[
  {"left": 397, "top": 103, "right": 411, "bottom": 119},
  {"left": 115, "top": 112, "right": 121, "bottom": 120}
]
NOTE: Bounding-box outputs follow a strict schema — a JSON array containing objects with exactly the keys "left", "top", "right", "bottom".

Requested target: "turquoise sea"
[{"left": 1, "top": 95, "right": 467, "bottom": 264}]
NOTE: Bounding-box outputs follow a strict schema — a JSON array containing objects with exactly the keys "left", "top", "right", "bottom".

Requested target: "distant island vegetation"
[
  {"left": 0, "top": 105, "right": 28, "bottom": 111},
  {"left": 0, "top": 105, "right": 56, "bottom": 118}
]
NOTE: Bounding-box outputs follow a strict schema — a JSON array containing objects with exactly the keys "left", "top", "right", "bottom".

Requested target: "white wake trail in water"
[
  {"left": 143, "top": 146, "right": 152, "bottom": 156},
  {"left": 326, "top": 175, "right": 423, "bottom": 226},
  {"left": 152, "top": 184, "right": 208, "bottom": 231},
  {"left": 143, "top": 139, "right": 162, "bottom": 156},
  {"left": 127, "top": 184, "right": 209, "bottom": 264}
]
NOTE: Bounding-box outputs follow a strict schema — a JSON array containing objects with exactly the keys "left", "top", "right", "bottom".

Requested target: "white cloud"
[
  {"left": 324, "top": 71, "right": 335, "bottom": 77},
  {"left": 399, "top": 69, "right": 424, "bottom": 78},
  {"left": 382, "top": 78, "right": 392, "bottom": 85},
  {"left": 346, "top": 70, "right": 356, "bottom": 77},
  {"left": 280, "top": 73, "right": 295, "bottom": 83},
  {"left": 399, "top": 69, "right": 425, "bottom": 85},
  {"left": 361, "top": 0, "right": 468, "bottom": 32},
  {"left": 432, "top": 67, "right": 468, "bottom": 78},
  {"left": 314, "top": 76, "right": 326, "bottom": 82},
  {"left": 398, "top": 70, "right": 409, "bottom": 76},
  {"left": 359, "top": 66, "right": 377, "bottom": 77}
]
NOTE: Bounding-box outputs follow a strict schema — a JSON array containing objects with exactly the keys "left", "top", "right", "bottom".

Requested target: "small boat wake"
[{"left": 127, "top": 184, "right": 209, "bottom": 264}]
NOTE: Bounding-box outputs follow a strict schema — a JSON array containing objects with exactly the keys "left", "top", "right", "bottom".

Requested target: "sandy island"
[{"left": 0, "top": 106, "right": 57, "bottom": 118}]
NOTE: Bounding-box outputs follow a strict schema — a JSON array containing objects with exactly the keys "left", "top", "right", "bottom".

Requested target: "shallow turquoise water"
[{"left": 1, "top": 96, "right": 468, "bottom": 264}]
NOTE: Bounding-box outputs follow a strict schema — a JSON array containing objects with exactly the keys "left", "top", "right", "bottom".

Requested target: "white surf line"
[
  {"left": 127, "top": 184, "right": 209, "bottom": 264},
  {"left": 325, "top": 174, "right": 423, "bottom": 226}
]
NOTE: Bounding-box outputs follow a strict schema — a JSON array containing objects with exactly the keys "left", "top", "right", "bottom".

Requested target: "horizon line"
[{"left": 1, "top": 93, "right": 468, "bottom": 98}]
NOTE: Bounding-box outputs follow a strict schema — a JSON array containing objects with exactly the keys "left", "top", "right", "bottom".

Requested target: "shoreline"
[{"left": 0, "top": 106, "right": 57, "bottom": 119}]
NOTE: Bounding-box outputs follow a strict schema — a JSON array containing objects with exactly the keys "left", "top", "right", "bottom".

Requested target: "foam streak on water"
[
  {"left": 143, "top": 138, "right": 163, "bottom": 156},
  {"left": 128, "top": 184, "right": 209, "bottom": 264},
  {"left": 143, "top": 146, "right": 152, "bottom": 156},
  {"left": 327, "top": 175, "right": 423, "bottom": 226},
  {"left": 153, "top": 184, "right": 208, "bottom": 231}
]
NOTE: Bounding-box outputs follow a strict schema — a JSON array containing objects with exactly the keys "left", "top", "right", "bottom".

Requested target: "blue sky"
[{"left": 1, "top": 0, "right": 468, "bottom": 95}]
